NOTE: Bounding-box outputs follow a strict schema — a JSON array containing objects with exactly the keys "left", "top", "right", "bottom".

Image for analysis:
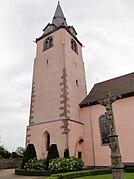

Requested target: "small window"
[
  {"left": 71, "top": 39, "right": 78, "bottom": 53},
  {"left": 76, "top": 80, "right": 78, "bottom": 86},
  {"left": 44, "top": 131, "right": 50, "bottom": 151},
  {"left": 99, "top": 115, "right": 110, "bottom": 144},
  {"left": 43, "top": 36, "right": 53, "bottom": 51},
  {"left": 46, "top": 133, "right": 50, "bottom": 151}
]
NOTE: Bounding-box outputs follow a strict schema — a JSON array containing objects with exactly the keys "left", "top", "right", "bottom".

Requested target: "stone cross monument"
[{"left": 99, "top": 91, "right": 125, "bottom": 179}]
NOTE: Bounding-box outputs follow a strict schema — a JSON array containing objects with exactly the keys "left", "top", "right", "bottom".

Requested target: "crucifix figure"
[{"left": 99, "top": 91, "right": 125, "bottom": 179}]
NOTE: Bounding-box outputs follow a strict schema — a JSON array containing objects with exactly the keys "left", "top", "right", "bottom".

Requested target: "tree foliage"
[{"left": 0, "top": 146, "right": 11, "bottom": 159}]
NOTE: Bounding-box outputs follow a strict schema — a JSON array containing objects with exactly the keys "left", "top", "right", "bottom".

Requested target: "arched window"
[
  {"left": 43, "top": 36, "right": 53, "bottom": 51},
  {"left": 43, "top": 131, "right": 50, "bottom": 151},
  {"left": 71, "top": 39, "right": 78, "bottom": 53},
  {"left": 99, "top": 115, "right": 110, "bottom": 144}
]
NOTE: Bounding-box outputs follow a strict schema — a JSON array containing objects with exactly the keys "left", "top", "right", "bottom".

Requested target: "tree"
[
  {"left": 0, "top": 146, "right": 11, "bottom": 159},
  {"left": 46, "top": 144, "right": 59, "bottom": 169},
  {"left": 21, "top": 144, "right": 37, "bottom": 169}
]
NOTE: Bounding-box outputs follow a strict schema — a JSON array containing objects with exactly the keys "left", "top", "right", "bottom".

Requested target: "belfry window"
[
  {"left": 99, "top": 115, "right": 110, "bottom": 144},
  {"left": 43, "top": 36, "right": 53, "bottom": 51},
  {"left": 71, "top": 39, "right": 78, "bottom": 53}
]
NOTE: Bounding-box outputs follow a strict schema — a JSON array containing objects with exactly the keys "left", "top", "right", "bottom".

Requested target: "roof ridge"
[{"left": 95, "top": 72, "right": 134, "bottom": 85}]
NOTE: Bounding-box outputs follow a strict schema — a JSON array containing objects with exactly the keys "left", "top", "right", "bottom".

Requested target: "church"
[{"left": 26, "top": 2, "right": 134, "bottom": 167}]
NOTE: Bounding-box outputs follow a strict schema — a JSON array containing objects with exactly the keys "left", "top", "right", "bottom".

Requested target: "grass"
[{"left": 74, "top": 173, "right": 134, "bottom": 179}]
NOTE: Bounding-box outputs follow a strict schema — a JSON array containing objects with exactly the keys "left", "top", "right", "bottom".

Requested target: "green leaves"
[
  {"left": 24, "top": 157, "right": 47, "bottom": 170},
  {"left": 48, "top": 157, "right": 84, "bottom": 172},
  {"left": 0, "top": 146, "right": 11, "bottom": 159}
]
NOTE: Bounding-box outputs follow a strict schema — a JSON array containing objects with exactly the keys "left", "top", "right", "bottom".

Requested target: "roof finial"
[{"left": 58, "top": 1, "right": 60, "bottom": 4}]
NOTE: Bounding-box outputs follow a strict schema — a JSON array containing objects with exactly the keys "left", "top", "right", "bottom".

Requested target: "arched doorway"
[
  {"left": 74, "top": 137, "right": 84, "bottom": 159},
  {"left": 43, "top": 131, "right": 50, "bottom": 152}
]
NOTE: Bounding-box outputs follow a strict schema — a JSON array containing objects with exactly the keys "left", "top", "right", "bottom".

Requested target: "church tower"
[{"left": 26, "top": 2, "right": 87, "bottom": 159}]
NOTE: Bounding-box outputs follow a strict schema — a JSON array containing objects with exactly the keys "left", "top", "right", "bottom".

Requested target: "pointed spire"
[{"left": 52, "top": 2, "right": 68, "bottom": 27}]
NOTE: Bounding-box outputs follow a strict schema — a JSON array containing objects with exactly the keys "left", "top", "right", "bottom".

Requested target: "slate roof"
[
  {"left": 52, "top": 2, "right": 68, "bottom": 27},
  {"left": 80, "top": 72, "right": 134, "bottom": 107}
]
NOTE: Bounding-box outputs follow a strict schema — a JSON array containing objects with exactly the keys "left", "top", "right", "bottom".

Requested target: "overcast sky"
[{"left": 0, "top": 0, "right": 134, "bottom": 151}]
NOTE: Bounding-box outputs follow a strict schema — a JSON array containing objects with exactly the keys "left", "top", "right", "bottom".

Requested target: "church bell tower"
[{"left": 26, "top": 2, "right": 87, "bottom": 159}]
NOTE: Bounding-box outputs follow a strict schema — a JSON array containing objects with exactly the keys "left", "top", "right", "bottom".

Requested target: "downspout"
[{"left": 89, "top": 105, "right": 96, "bottom": 168}]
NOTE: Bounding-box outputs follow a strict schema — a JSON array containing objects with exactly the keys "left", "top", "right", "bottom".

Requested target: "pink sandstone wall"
[
  {"left": 27, "top": 121, "right": 67, "bottom": 158},
  {"left": 27, "top": 27, "right": 87, "bottom": 159},
  {"left": 64, "top": 30, "right": 87, "bottom": 121},
  {"left": 82, "top": 96, "right": 134, "bottom": 167},
  {"left": 68, "top": 120, "right": 84, "bottom": 157},
  {"left": 30, "top": 28, "right": 86, "bottom": 124},
  {"left": 26, "top": 119, "right": 84, "bottom": 159},
  {"left": 31, "top": 29, "right": 65, "bottom": 123}
]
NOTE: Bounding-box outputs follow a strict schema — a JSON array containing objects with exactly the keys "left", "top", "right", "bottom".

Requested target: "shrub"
[
  {"left": 0, "top": 146, "right": 11, "bottom": 159},
  {"left": 48, "top": 157, "right": 84, "bottom": 173},
  {"left": 24, "top": 157, "right": 47, "bottom": 170},
  {"left": 11, "top": 152, "right": 24, "bottom": 158},
  {"left": 46, "top": 144, "right": 59, "bottom": 169},
  {"left": 21, "top": 144, "right": 37, "bottom": 169},
  {"left": 15, "top": 168, "right": 51, "bottom": 176},
  {"left": 64, "top": 148, "right": 70, "bottom": 158},
  {"left": 49, "top": 168, "right": 112, "bottom": 179}
]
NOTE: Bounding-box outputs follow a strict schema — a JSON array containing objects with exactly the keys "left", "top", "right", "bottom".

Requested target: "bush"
[
  {"left": 0, "top": 146, "right": 11, "bottom": 159},
  {"left": 64, "top": 148, "right": 70, "bottom": 158},
  {"left": 21, "top": 144, "right": 37, "bottom": 169},
  {"left": 49, "top": 168, "right": 112, "bottom": 179},
  {"left": 11, "top": 152, "right": 24, "bottom": 158},
  {"left": 125, "top": 167, "right": 134, "bottom": 173},
  {"left": 48, "top": 157, "right": 84, "bottom": 173},
  {"left": 24, "top": 157, "right": 47, "bottom": 170},
  {"left": 46, "top": 144, "right": 59, "bottom": 169},
  {"left": 15, "top": 168, "right": 51, "bottom": 176}
]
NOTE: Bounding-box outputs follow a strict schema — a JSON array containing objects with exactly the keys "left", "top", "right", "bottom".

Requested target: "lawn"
[{"left": 74, "top": 173, "right": 134, "bottom": 179}]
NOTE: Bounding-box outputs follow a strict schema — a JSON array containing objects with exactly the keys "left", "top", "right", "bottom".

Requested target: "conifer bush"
[
  {"left": 46, "top": 144, "right": 59, "bottom": 169},
  {"left": 64, "top": 148, "right": 70, "bottom": 158},
  {"left": 21, "top": 144, "right": 37, "bottom": 169}
]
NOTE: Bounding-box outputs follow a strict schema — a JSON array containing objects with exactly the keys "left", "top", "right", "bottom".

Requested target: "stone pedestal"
[{"left": 112, "top": 169, "right": 125, "bottom": 179}]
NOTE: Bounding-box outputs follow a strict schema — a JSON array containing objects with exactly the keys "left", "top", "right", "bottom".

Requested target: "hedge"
[
  {"left": 47, "top": 168, "right": 112, "bottom": 179},
  {"left": 125, "top": 167, "right": 134, "bottom": 173},
  {"left": 15, "top": 168, "right": 51, "bottom": 176},
  {"left": 15, "top": 167, "right": 134, "bottom": 178}
]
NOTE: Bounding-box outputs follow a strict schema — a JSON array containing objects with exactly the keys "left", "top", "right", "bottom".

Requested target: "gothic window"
[
  {"left": 99, "top": 115, "right": 110, "bottom": 144},
  {"left": 43, "top": 131, "right": 50, "bottom": 151},
  {"left": 71, "top": 39, "right": 78, "bottom": 53},
  {"left": 43, "top": 36, "right": 53, "bottom": 51}
]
